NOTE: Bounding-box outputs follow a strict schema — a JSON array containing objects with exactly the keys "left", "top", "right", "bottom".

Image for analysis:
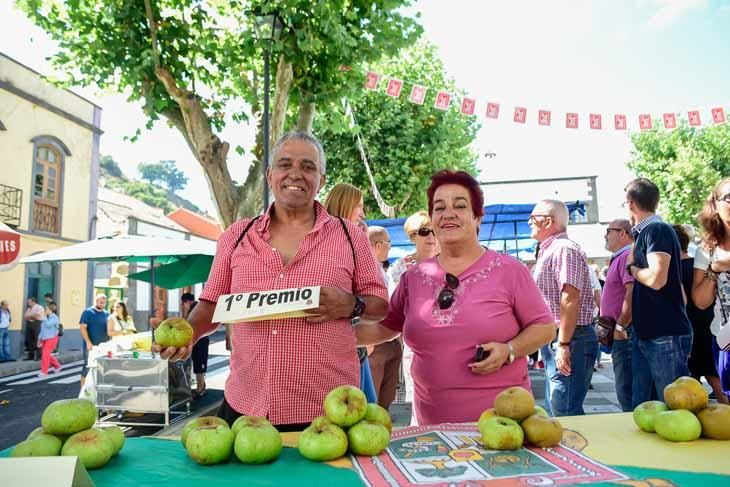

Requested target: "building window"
[{"left": 29, "top": 136, "right": 70, "bottom": 235}]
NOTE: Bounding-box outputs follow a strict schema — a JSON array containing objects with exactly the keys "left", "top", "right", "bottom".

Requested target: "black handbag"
[
  {"left": 57, "top": 323, "right": 64, "bottom": 337},
  {"left": 594, "top": 316, "right": 616, "bottom": 348}
]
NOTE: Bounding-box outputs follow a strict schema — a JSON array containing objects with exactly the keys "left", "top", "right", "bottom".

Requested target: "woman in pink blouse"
[{"left": 357, "top": 170, "right": 556, "bottom": 425}]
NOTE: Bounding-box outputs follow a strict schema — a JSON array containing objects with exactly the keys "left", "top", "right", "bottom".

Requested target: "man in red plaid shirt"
[
  {"left": 530, "top": 200, "right": 598, "bottom": 417},
  {"left": 155, "top": 132, "right": 389, "bottom": 431}
]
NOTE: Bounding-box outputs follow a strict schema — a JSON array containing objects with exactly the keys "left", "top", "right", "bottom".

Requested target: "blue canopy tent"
[{"left": 366, "top": 202, "right": 586, "bottom": 261}]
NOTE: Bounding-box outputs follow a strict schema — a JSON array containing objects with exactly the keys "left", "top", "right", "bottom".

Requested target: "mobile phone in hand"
[{"left": 475, "top": 346, "right": 490, "bottom": 362}]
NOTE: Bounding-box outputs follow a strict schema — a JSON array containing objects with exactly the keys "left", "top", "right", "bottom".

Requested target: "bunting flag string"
[{"left": 352, "top": 67, "right": 729, "bottom": 132}]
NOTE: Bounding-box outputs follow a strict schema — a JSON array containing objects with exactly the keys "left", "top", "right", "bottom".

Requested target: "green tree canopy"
[
  {"left": 315, "top": 41, "right": 479, "bottom": 218},
  {"left": 99, "top": 155, "right": 124, "bottom": 178},
  {"left": 19, "top": 0, "right": 421, "bottom": 227},
  {"left": 138, "top": 160, "right": 189, "bottom": 191},
  {"left": 628, "top": 122, "right": 729, "bottom": 225},
  {"left": 105, "top": 178, "right": 175, "bottom": 214}
]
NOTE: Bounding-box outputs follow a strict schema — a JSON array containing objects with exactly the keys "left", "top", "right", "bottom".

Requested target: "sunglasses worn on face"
[
  {"left": 716, "top": 193, "right": 730, "bottom": 204},
  {"left": 413, "top": 227, "right": 435, "bottom": 237},
  {"left": 437, "top": 273, "right": 459, "bottom": 310}
]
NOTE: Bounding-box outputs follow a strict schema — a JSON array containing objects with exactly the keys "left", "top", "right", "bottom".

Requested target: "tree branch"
[{"left": 143, "top": 0, "right": 160, "bottom": 67}]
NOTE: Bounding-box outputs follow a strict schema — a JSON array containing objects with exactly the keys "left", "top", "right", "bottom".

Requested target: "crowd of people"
[
  {"left": 5, "top": 131, "right": 727, "bottom": 429},
  {"left": 151, "top": 131, "right": 728, "bottom": 430}
]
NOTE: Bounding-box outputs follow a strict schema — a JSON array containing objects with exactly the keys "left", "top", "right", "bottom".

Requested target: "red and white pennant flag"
[
  {"left": 663, "top": 113, "right": 677, "bottom": 129},
  {"left": 615, "top": 115, "right": 627, "bottom": 130},
  {"left": 639, "top": 114, "right": 652, "bottom": 131},
  {"left": 514, "top": 107, "right": 527, "bottom": 123},
  {"left": 486, "top": 102, "right": 500, "bottom": 119},
  {"left": 566, "top": 113, "right": 578, "bottom": 129},
  {"left": 712, "top": 107, "right": 726, "bottom": 124},
  {"left": 538, "top": 110, "right": 551, "bottom": 126},
  {"left": 386, "top": 79, "right": 403, "bottom": 98},
  {"left": 461, "top": 98, "right": 476, "bottom": 115},
  {"left": 688, "top": 110, "right": 701, "bottom": 126},
  {"left": 409, "top": 85, "right": 427, "bottom": 105},
  {"left": 364, "top": 72, "right": 379, "bottom": 90},
  {"left": 590, "top": 114, "right": 602, "bottom": 130},
  {"left": 434, "top": 91, "right": 451, "bottom": 111}
]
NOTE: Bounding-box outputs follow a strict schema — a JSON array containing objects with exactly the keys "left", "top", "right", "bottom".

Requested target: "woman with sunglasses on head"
[
  {"left": 323, "top": 182, "right": 378, "bottom": 404},
  {"left": 387, "top": 211, "right": 440, "bottom": 290},
  {"left": 692, "top": 177, "right": 730, "bottom": 404},
  {"left": 356, "top": 170, "right": 556, "bottom": 425}
]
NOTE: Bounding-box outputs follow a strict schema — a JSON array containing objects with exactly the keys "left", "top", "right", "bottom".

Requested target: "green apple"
[
  {"left": 494, "top": 387, "right": 535, "bottom": 422},
  {"left": 664, "top": 376, "right": 709, "bottom": 413},
  {"left": 234, "top": 420, "right": 282, "bottom": 464},
  {"left": 633, "top": 400, "right": 669, "bottom": 433},
  {"left": 155, "top": 317, "right": 194, "bottom": 348},
  {"left": 232, "top": 415, "right": 272, "bottom": 438},
  {"left": 27, "top": 426, "right": 69, "bottom": 445},
  {"left": 477, "top": 408, "right": 497, "bottom": 424},
  {"left": 479, "top": 417, "right": 524, "bottom": 450},
  {"left": 298, "top": 416, "right": 349, "bottom": 461},
  {"left": 654, "top": 409, "right": 702, "bottom": 442},
  {"left": 94, "top": 426, "right": 125, "bottom": 456},
  {"left": 41, "top": 398, "right": 97, "bottom": 436},
  {"left": 521, "top": 414, "right": 563, "bottom": 447},
  {"left": 363, "top": 403, "right": 392, "bottom": 433},
  {"left": 12, "top": 434, "right": 63, "bottom": 457},
  {"left": 181, "top": 416, "right": 230, "bottom": 447},
  {"left": 62, "top": 429, "right": 115, "bottom": 469},
  {"left": 696, "top": 404, "right": 730, "bottom": 440},
  {"left": 347, "top": 421, "right": 390, "bottom": 456},
  {"left": 532, "top": 405, "right": 550, "bottom": 418},
  {"left": 185, "top": 424, "right": 235, "bottom": 465},
  {"left": 323, "top": 385, "right": 367, "bottom": 427}
]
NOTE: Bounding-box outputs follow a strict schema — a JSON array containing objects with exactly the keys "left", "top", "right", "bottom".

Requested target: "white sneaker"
[
  {"left": 37, "top": 372, "right": 48, "bottom": 378},
  {"left": 49, "top": 366, "right": 61, "bottom": 374}
]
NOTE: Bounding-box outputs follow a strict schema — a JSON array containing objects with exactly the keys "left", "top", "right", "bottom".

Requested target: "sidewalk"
[{"left": 0, "top": 350, "right": 83, "bottom": 378}]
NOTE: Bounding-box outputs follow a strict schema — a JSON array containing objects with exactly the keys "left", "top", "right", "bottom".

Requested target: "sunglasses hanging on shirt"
[{"left": 437, "top": 273, "right": 460, "bottom": 310}]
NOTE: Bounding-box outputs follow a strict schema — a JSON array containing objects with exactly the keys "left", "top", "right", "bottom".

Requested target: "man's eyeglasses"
[
  {"left": 715, "top": 193, "right": 730, "bottom": 204},
  {"left": 412, "top": 227, "right": 435, "bottom": 238},
  {"left": 605, "top": 228, "right": 623, "bottom": 235},
  {"left": 376, "top": 240, "right": 391, "bottom": 245},
  {"left": 437, "top": 273, "right": 459, "bottom": 310},
  {"left": 528, "top": 214, "right": 551, "bottom": 224}
]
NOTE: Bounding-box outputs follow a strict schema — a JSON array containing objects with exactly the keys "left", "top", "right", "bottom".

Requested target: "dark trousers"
[
  {"left": 24, "top": 320, "right": 41, "bottom": 359},
  {"left": 368, "top": 339, "right": 403, "bottom": 410},
  {"left": 217, "top": 396, "right": 309, "bottom": 432},
  {"left": 191, "top": 335, "right": 210, "bottom": 374}
]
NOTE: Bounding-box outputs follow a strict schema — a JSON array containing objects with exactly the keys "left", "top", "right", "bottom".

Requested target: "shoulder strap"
[
  {"left": 233, "top": 216, "right": 261, "bottom": 250},
  {"left": 337, "top": 217, "right": 357, "bottom": 270}
]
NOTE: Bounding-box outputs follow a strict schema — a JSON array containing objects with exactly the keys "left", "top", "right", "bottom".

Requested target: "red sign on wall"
[{"left": 0, "top": 223, "right": 21, "bottom": 270}]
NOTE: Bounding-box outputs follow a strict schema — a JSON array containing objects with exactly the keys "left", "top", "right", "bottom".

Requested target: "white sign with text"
[{"left": 212, "top": 286, "right": 320, "bottom": 324}]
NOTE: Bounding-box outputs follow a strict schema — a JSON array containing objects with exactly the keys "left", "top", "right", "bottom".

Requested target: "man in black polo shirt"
[{"left": 624, "top": 178, "right": 692, "bottom": 408}]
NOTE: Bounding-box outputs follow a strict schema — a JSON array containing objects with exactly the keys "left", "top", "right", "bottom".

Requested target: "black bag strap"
[
  {"left": 336, "top": 217, "right": 357, "bottom": 270},
  {"left": 233, "top": 216, "right": 261, "bottom": 250}
]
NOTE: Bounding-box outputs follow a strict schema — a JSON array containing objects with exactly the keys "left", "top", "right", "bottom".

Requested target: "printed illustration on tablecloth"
[{"left": 351, "top": 423, "right": 628, "bottom": 486}]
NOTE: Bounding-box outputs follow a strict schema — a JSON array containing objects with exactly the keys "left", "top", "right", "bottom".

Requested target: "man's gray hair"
[
  {"left": 367, "top": 226, "right": 388, "bottom": 246},
  {"left": 540, "top": 199, "right": 569, "bottom": 229},
  {"left": 611, "top": 219, "right": 633, "bottom": 236},
  {"left": 271, "top": 131, "right": 327, "bottom": 175}
]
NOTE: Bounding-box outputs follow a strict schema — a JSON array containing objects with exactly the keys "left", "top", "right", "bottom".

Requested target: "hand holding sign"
[{"left": 306, "top": 287, "right": 357, "bottom": 323}]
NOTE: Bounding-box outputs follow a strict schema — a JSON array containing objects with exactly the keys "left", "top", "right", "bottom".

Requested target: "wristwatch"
[
  {"left": 506, "top": 341, "right": 515, "bottom": 364},
  {"left": 350, "top": 295, "right": 366, "bottom": 325},
  {"left": 557, "top": 341, "right": 571, "bottom": 348}
]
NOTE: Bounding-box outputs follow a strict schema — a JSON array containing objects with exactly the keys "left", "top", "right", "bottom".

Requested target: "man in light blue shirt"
[{"left": 0, "top": 300, "right": 11, "bottom": 362}]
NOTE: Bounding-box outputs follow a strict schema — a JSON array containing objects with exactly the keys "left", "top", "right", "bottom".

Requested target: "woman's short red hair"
[{"left": 427, "top": 170, "right": 484, "bottom": 218}]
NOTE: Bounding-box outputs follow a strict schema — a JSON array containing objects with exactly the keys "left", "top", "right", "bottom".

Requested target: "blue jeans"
[
  {"left": 360, "top": 357, "right": 378, "bottom": 404},
  {"left": 542, "top": 325, "right": 598, "bottom": 417},
  {"left": 0, "top": 328, "right": 10, "bottom": 361},
  {"left": 631, "top": 333, "right": 691, "bottom": 408},
  {"left": 611, "top": 327, "right": 633, "bottom": 412}
]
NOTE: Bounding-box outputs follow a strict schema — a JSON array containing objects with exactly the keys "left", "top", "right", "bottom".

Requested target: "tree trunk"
[
  {"left": 296, "top": 98, "right": 316, "bottom": 133},
  {"left": 270, "top": 55, "right": 293, "bottom": 146},
  {"left": 153, "top": 66, "right": 241, "bottom": 228}
]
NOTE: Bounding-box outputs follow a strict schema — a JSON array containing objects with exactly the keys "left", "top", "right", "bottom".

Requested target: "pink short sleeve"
[
  {"left": 381, "top": 273, "right": 407, "bottom": 332},
  {"left": 511, "top": 263, "right": 554, "bottom": 329}
]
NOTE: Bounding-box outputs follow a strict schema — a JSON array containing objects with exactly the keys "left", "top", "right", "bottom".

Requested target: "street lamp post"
[{"left": 253, "top": 12, "right": 284, "bottom": 213}]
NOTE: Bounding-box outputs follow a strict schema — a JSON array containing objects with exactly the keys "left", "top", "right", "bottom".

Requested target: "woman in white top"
[
  {"left": 692, "top": 176, "right": 730, "bottom": 404},
  {"left": 107, "top": 301, "right": 136, "bottom": 337}
]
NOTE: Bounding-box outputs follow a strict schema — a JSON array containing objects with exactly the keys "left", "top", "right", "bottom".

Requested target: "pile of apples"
[
  {"left": 477, "top": 387, "right": 564, "bottom": 450},
  {"left": 11, "top": 398, "right": 125, "bottom": 469},
  {"left": 180, "top": 384, "right": 393, "bottom": 466},
  {"left": 298, "top": 385, "right": 392, "bottom": 461},
  {"left": 181, "top": 415, "right": 283, "bottom": 465},
  {"left": 633, "top": 376, "right": 730, "bottom": 442}
]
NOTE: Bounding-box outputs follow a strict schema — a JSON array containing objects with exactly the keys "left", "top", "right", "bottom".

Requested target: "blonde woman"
[
  {"left": 324, "top": 182, "right": 377, "bottom": 403},
  {"left": 387, "top": 211, "right": 440, "bottom": 288},
  {"left": 107, "top": 301, "right": 136, "bottom": 337}
]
